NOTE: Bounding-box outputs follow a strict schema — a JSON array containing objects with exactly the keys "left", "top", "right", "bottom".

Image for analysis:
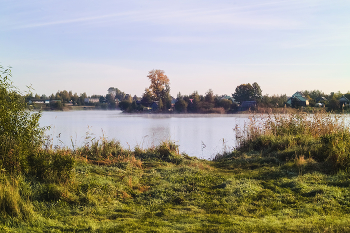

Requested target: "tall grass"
[
  {"left": 230, "top": 111, "right": 350, "bottom": 169},
  {"left": 0, "top": 175, "right": 34, "bottom": 220}
]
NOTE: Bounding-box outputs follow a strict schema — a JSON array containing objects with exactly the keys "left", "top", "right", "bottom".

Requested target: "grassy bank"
[{"left": 1, "top": 140, "right": 350, "bottom": 232}]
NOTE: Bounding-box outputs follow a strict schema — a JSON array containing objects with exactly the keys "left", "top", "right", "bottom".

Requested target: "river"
[{"left": 39, "top": 110, "right": 251, "bottom": 159}]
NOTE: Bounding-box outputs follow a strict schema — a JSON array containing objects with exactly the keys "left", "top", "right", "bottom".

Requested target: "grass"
[{"left": 1, "top": 111, "right": 350, "bottom": 232}]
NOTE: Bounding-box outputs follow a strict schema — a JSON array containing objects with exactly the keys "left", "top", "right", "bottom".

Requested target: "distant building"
[
  {"left": 339, "top": 95, "right": 350, "bottom": 106},
  {"left": 239, "top": 101, "right": 256, "bottom": 111},
  {"left": 286, "top": 92, "right": 309, "bottom": 107},
  {"left": 28, "top": 99, "right": 47, "bottom": 104},
  {"left": 84, "top": 98, "right": 100, "bottom": 104}
]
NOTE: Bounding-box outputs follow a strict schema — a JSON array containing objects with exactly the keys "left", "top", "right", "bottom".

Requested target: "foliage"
[
  {"left": 260, "top": 94, "right": 288, "bottom": 108},
  {"left": 141, "top": 88, "right": 153, "bottom": 106},
  {"left": 232, "top": 82, "right": 262, "bottom": 103},
  {"left": 0, "top": 66, "right": 44, "bottom": 174},
  {"left": 252, "top": 82, "right": 262, "bottom": 100},
  {"left": 174, "top": 98, "right": 188, "bottom": 112},
  {"left": 28, "top": 149, "right": 75, "bottom": 183},
  {"left": 118, "top": 99, "right": 133, "bottom": 112},
  {"left": 147, "top": 69, "right": 170, "bottom": 102}
]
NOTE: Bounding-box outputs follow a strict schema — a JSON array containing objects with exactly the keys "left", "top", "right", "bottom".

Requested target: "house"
[
  {"left": 28, "top": 99, "right": 46, "bottom": 104},
  {"left": 84, "top": 98, "right": 100, "bottom": 104},
  {"left": 239, "top": 101, "right": 256, "bottom": 111},
  {"left": 286, "top": 92, "right": 309, "bottom": 107},
  {"left": 339, "top": 95, "right": 350, "bottom": 106}
]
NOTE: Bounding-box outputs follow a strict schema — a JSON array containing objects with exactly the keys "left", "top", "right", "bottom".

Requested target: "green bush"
[
  {"left": 28, "top": 149, "right": 75, "bottom": 183},
  {"left": 0, "top": 66, "right": 44, "bottom": 174},
  {"left": 134, "top": 141, "right": 183, "bottom": 164}
]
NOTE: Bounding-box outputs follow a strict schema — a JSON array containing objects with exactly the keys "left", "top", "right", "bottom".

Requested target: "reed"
[{"left": 230, "top": 111, "right": 350, "bottom": 169}]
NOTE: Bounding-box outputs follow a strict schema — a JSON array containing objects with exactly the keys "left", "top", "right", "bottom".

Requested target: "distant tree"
[
  {"left": 217, "top": 99, "right": 232, "bottom": 111},
  {"left": 141, "top": 88, "right": 153, "bottom": 106},
  {"left": 99, "top": 96, "right": 106, "bottom": 103},
  {"left": 147, "top": 69, "right": 170, "bottom": 101},
  {"left": 78, "top": 92, "right": 87, "bottom": 105},
  {"left": 233, "top": 82, "right": 262, "bottom": 103},
  {"left": 107, "top": 87, "right": 126, "bottom": 101},
  {"left": 188, "top": 91, "right": 201, "bottom": 112},
  {"left": 119, "top": 100, "right": 132, "bottom": 111},
  {"left": 105, "top": 94, "right": 115, "bottom": 104},
  {"left": 328, "top": 97, "right": 340, "bottom": 111},
  {"left": 55, "top": 92, "right": 62, "bottom": 101},
  {"left": 175, "top": 98, "right": 188, "bottom": 112},
  {"left": 162, "top": 86, "right": 172, "bottom": 110},
  {"left": 71, "top": 93, "right": 79, "bottom": 105},
  {"left": 115, "top": 88, "right": 126, "bottom": 100},
  {"left": 205, "top": 89, "right": 215, "bottom": 103},
  {"left": 252, "top": 82, "right": 262, "bottom": 101},
  {"left": 232, "top": 83, "right": 254, "bottom": 102},
  {"left": 60, "top": 90, "right": 70, "bottom": 102}
]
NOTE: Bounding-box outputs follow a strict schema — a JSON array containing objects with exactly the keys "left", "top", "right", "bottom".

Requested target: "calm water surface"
[{"left": 39, "top": 110, "right": 250, "bottom": 159}]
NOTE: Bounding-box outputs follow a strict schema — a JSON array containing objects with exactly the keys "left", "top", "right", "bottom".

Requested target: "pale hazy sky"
[{"left": 1, "top": 0, "right": 349, "bottom": 97}]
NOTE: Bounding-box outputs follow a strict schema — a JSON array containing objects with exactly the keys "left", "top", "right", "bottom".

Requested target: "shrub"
[
  {"left": 135, "top": 141, "right": 183, "bottom": 164},
  {"left": 28, "top": 149, "right": 75, "bottom": 183},
  {"left": 0, "top": 66, "right": 44, "bottom": 174}
]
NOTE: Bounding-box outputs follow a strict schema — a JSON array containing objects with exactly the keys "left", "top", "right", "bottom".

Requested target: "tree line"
[{"left": 26, "top": 69, "right": 350, "bottom": 112}]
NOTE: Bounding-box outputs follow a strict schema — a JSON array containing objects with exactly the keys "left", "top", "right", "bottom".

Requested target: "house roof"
[
  {"left": 286, "top": 92, "right": 308, "bottom": 105},
  {"left": 339, "top": 95, "right": 350, "bottom": 103},
  {"left": 292, "top": 92, "right": 307, "bottom": 102}
]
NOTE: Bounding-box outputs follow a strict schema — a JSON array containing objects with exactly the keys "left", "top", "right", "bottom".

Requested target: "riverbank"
[{"left": 1, "top": 141, "right": 350, "bottom": 232}]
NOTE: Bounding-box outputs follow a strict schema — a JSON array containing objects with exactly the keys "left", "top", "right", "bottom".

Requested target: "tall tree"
[
  {"left": 252, "top": 82, "right": 262, "bottom": 101},
  {"left": 205, "top": 89, "right": 215, "bottom": 103},
  {"left": 232, "top": 83, "right": 254, "bottom": 102},
  {"left": 147, "top": 69, "right": 170, "bottom": 101},
  {"left": 233, "top": 82, "right": 262, "bottom": 102}
]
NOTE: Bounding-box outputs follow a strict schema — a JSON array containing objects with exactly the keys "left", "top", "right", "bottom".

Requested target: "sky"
[{"left": 1, "top": 0, "right": 349, "bottom": 97}]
